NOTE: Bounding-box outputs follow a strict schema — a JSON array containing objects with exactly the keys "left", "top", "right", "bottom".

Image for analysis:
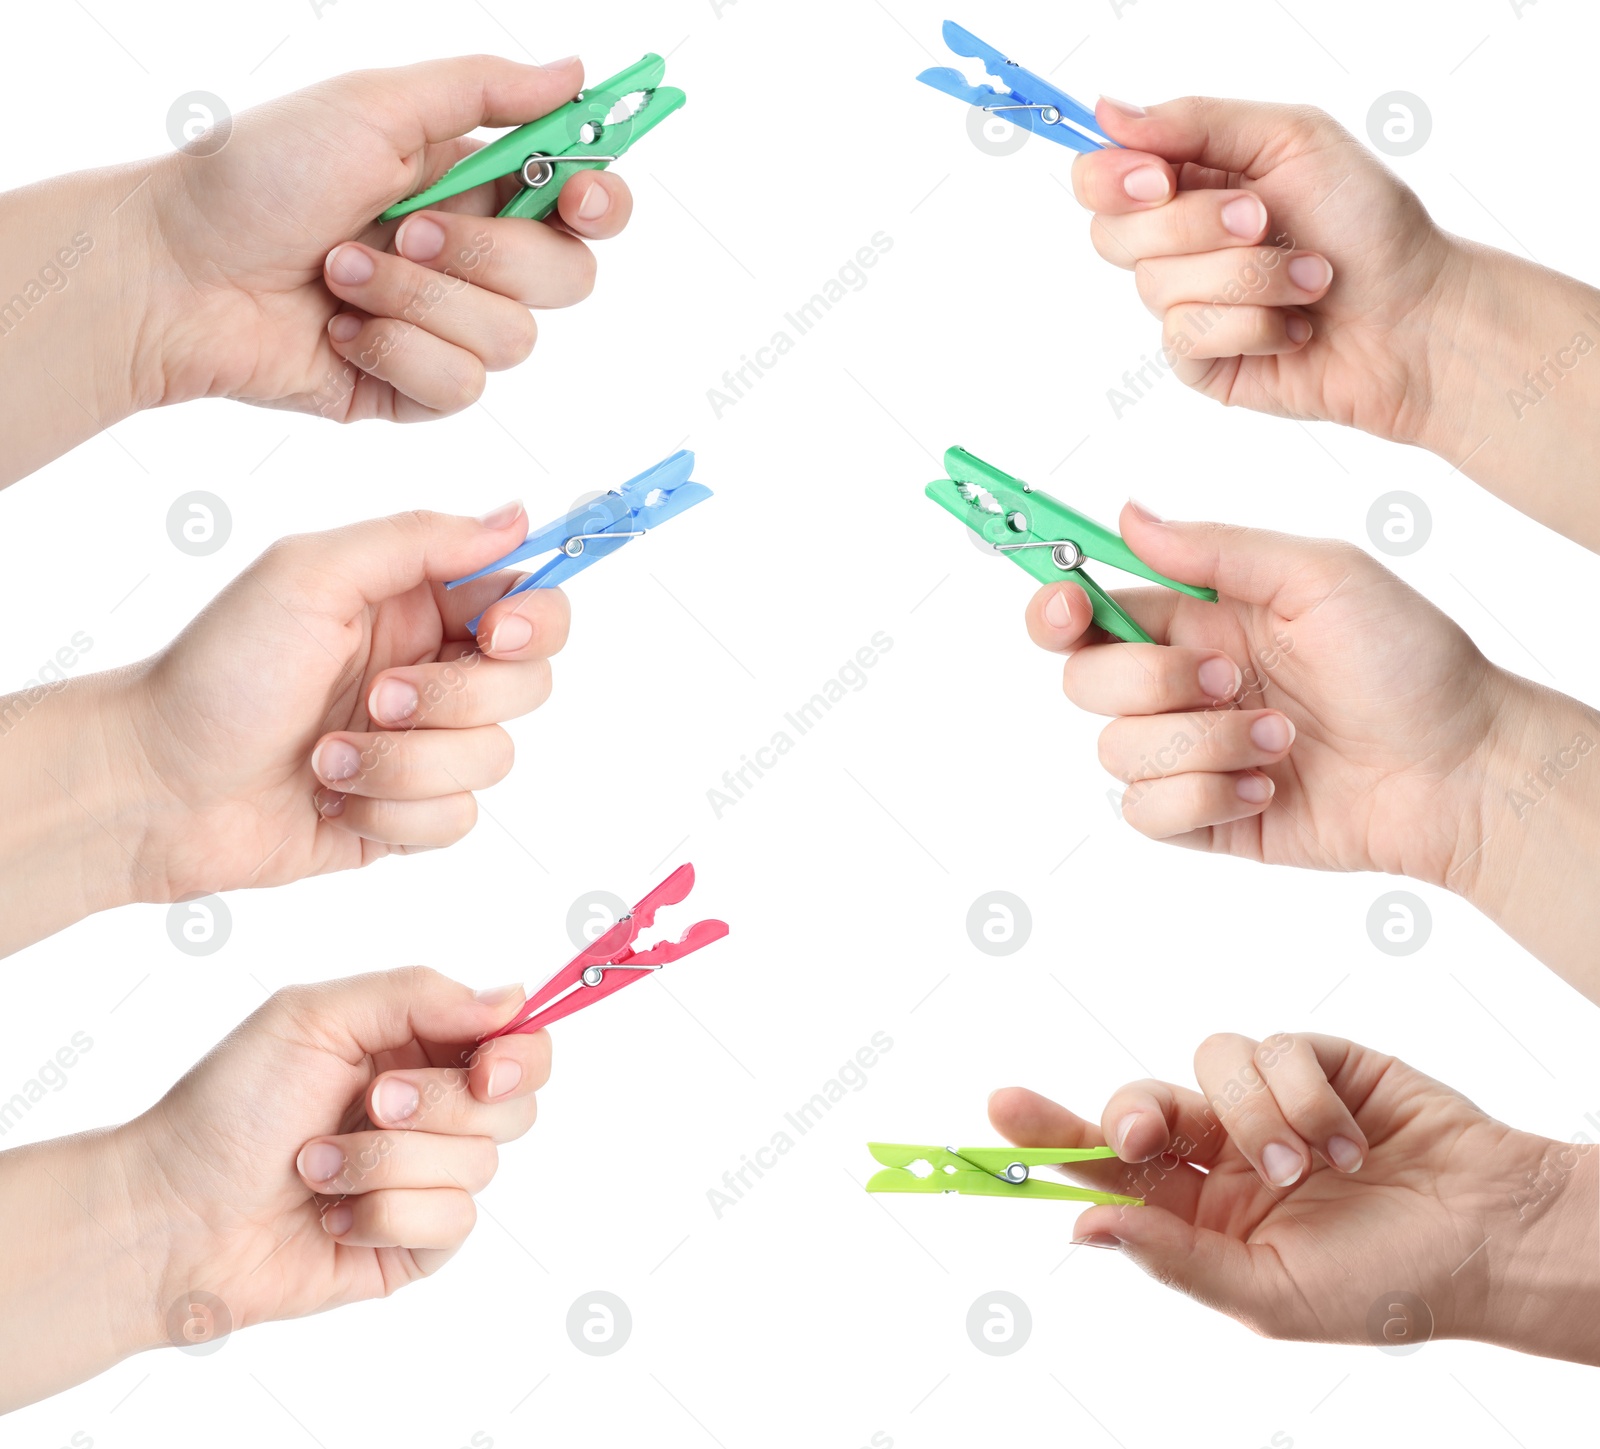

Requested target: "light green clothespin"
[
  {"left": 866, "top": 1143, "right": 1143, "bottom": 1206},
  {"left": 380, "top": 54, "right": 685, "bottom": 224},
  {"left": 925, "top": 446, "right": 1217, "bottom": 644}
]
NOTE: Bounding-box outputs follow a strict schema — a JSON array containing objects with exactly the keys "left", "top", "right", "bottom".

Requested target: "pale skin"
[
  {"left": 0, "top": 506, "right": 568, "bottom": 954},
  {"left": 0, "top": 968, "right": 551, "bottom": 1412},
  {"left": 1027, "top": 509, "right": 1600, "bottom": 1000},
  {"left": 1034, "top": 95, "right": 1600, "bottom": 997},
  {"left": 0, "top": 53, "right": 650, "bottom": 948},
  {"left": 989, "top": 1031, "right": 1600, "bottom": 1365},
  {"left": 0, "top": 53, "right": 636, "bottom": 485},
  {"left": 1076, "top": 95, "right": 1600, "bottom": 550}
]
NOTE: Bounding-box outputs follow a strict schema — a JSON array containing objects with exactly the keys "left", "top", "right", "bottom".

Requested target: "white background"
[{"left": 3, "top": 0, "right": 1598, "bottom": 1445}]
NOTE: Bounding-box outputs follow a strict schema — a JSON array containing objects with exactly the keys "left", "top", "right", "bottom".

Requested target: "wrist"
[
  {"left": 0, "top": 669, "right": 153, "bottom": 953},
  {"left": 0, "top": 1128, "right": 169, "bottom": 1411},
  {"left": 1447, "top": 672, "right": 1600, "bottom": 990},
  {"left": 1390, "top": 233, "right": 1505, "bottom": 460},
  {"left": 1482, "top": 1137, "right": 1600, "bottom": 1363}
]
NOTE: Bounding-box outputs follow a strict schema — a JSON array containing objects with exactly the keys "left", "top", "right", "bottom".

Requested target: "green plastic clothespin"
[
  {"left": 925, "top": 446, "right": 1217, "bottom": 644},
  {"left": 380, "top": 54, "right": 685, "bottom": 224},
  {"left": 866, "top": 1143, "right": 1143, "bottom": 1206}
]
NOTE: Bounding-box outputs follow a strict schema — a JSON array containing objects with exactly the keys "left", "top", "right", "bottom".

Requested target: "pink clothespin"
[{"left": 481, "top": 864, "right": 728, "bottom": 1041}]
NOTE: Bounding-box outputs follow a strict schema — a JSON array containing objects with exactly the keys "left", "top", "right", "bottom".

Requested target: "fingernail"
[
  {"left": 1286, "top": 314, "right": 1313, "bottom": 344},
  {"left": 314, "top": 788, "right": 346, "bottom": 818},
  {"left": 1100, "top": 96, "right": 1145, "bottom": 117},
  {"left": 322, "top": 1202, "right": 354, "bottom": 1236},
  {"left": 488, "top": 613, "right": 534, "bottom": 655},
  {"left": 1221, "top": 195, "right": 1267, "bottom": 238},
  {"left": 1288, "top": 254, "right": 1332, "bottom": 291},
  {"left": 368, "top": 678, "right": 418, "bottom": 726},
  {"left": 474, "top": 983, "right": 523, "bottom": 1006},
  {"left": 1126, "top": 498, "right": 1163, "bottom": 524},
  {"left": 298, "top": 1141, "right": 345, "bottom": 1184},
  {"left": 544, "top": 54, "right": 579, "bottom": 69},
  {"left": 328, "top": 313, "right": 361, "bottom": 343},
  {"left": 576, "top": 179, "right": 610, "bottom": 221},
  {"left": 326, "top": 245, "right": 375, "bottom": 286},
  {"left": 1073, "top": 1233, "right": 1123, "bottom": 1249},
  {"left": 1113, "top": 1113, "right": 1143, "bottom": 1156},
  {"left": 1261, "top": 1142, "right": 1302, "bottom": 1187},
  {"left": 486, "top": 1059, "right": 523, "bottom": 1099},
  {"left": 396, "top": 215, "right": 446, "bottom": 262},
  {"left": 477, "top": 499, "right": 524, "bottom": 530},
  {"left": 1249, "top": 713, "right": 1294, "bottom": 753},
  {"left": 374, "top": 1077, "right": 420, "bottom": 1125},
  {"left": 1327, "top": 1135, "right": 1364, "bottom": 1173},
  {"left": 1236, "top": 773, "right": 1274, "bottom": 804},
  {"left": 1197, "top": 656, "right": 1241, "bottom": 700},
  {"left": 311, "top": 739, "right": 361, "bottom": 782},
  {"left": 1123, "top": 165, "right": 1170, "bottom": 203},
  {"left": 1043, "top": 589, "right": 1074, "bottom": 629}
]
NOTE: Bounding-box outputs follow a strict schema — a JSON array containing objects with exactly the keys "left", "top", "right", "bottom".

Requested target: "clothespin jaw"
[
  {"left": 866, "top": 1144, "right": 1142, "bottom": 1205},
  {"left": 925, "top": 446, "right": 1217, "bottom": 644},
  {"left": 916, "top": 21, "right": 1113, "bottom": 153},
  {"left": 380, "top": 54, "right": 685, "bottom": 224},
  {"left": 481, "top": 864, "right": 728, "bottom": 1042},
  {"left": 447, "top": 450, "right": 711, "bottom": 630}
]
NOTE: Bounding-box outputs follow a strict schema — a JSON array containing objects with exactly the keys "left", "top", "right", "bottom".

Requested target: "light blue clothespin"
[
  {"left": 449, "top": 450, "right": 711, "bottom": 629},
  {"left": 916, "top": 20, "right": 1115, "bottom": 153}
]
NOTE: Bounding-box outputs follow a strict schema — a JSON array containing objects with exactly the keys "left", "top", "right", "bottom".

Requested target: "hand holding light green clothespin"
[
  {"left": 866, "top": 1143, "right": 1143, "bottom": 1206},
  {"left": 925, "top": 446, "right": 1218, "bottom": 644},
  {"left": 380, "top": 54, "right": 684, "bottom": 224}
]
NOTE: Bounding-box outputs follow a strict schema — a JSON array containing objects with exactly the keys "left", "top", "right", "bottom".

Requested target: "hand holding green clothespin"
[
  {"left": 866, "top": 1143, "right": 1143, "bottom": 1206},
  {"left": 380, "top": 54, "right": 684, "bottom": 224},
  {"left": 926, "top": 446, "right": 1217, "bottom": 644}
]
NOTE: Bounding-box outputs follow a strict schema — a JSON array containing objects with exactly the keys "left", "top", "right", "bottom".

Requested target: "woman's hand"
[
  {"left": 0, "top": 55, "right": 638, "bottom": 483},
  {"left": 0, "top": 969, "right": 548, "bottom": 1410},
  {"left": 1028, "top": 505, "right": 1511, "bottom": 881},
  {"left": 1026, "top": 505, "right": 1600, "bottom": 993},
  {"left": 0, "top": 503, "right": 562, "bottom": 953},
  {"left": 1073, "top": 96, "right": 1456, "bottom": 446},
  {"left": 123, "top": 504, "right": 565, "bottom": 899},
  {"left": 1075, "top": 96, "right": 1600, "bottom": 551},
  {"left": 989, "top": 1030, "right": 1600, "bottom": 1363},
  {"left": 146, "top": 54, "right": 633, "bottom": 422}
]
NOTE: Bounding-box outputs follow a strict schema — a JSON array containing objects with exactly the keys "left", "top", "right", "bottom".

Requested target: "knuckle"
[
  {"left": 484, "top": 728, "right": 515, "bottom": 782},
  {"left": 569, "top": 245, "right": 598, "bottom": 301},
  {"left": 467, "top": 1138, "right": 499, "bottom": 1191},
  {"left": 1088, "top": 217, "right": 1128, "bottom": 267},
  {"left": 448, "top": 793, "right": 480, "bottom": 844},
  {"left": 448, "top": 358, "right": 487, "bottom": 411}
]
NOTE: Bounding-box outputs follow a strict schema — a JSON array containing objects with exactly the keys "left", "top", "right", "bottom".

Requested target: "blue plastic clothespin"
[
  {"left": 916, "top": 20, "right": 1115, "bottom": 153},
  {"left": 449, "top": 450, "right": 711, "bottom": 629}
]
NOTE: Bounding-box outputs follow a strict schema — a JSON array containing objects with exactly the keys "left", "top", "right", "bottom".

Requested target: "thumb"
[
  {"left": 272, "top": 503, "right": 531, "bottom": 610},
  {"left": 1074, "top": 1201, "right": 1287, "bottom": 1333},
  {"left": 279, "top": 966, "right": 528, "bottom": 1059},
  {"left": 350, "top": 54, "right": 585, "bottom": 156},
  {"left": 1092, "top": 95, "right": 1348, "bottom": 178},
  {"left": 1118, "top": 503, "right": 1356, "bottom": 615}
]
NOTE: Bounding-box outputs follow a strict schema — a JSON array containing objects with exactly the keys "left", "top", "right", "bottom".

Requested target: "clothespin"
[
  {"left": 866, "top": 1144, "right": 1142, "bottom": 1206},
  {"left": 482, "top": 864, "right": 727, "bottom": 1041},
  {"left": 916, "top": 21, "right": 1114, "bottom": 153},
  {"left": 449, "top": 450, "right": 710, "bottom": 630},
  {"left": 380, "top": 54, "right": 685, "bottom": 224},
  {"left": 926, "top": 446, "right": 1217, "bottom": 644}
]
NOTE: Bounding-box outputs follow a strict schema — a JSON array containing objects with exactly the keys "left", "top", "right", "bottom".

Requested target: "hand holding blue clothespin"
[
  {"left": 449, "top": 450, "right": 710, "bottom": 630},
  {"left": 916, "top": 20, "right": 1116, "bottom": 153}
]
